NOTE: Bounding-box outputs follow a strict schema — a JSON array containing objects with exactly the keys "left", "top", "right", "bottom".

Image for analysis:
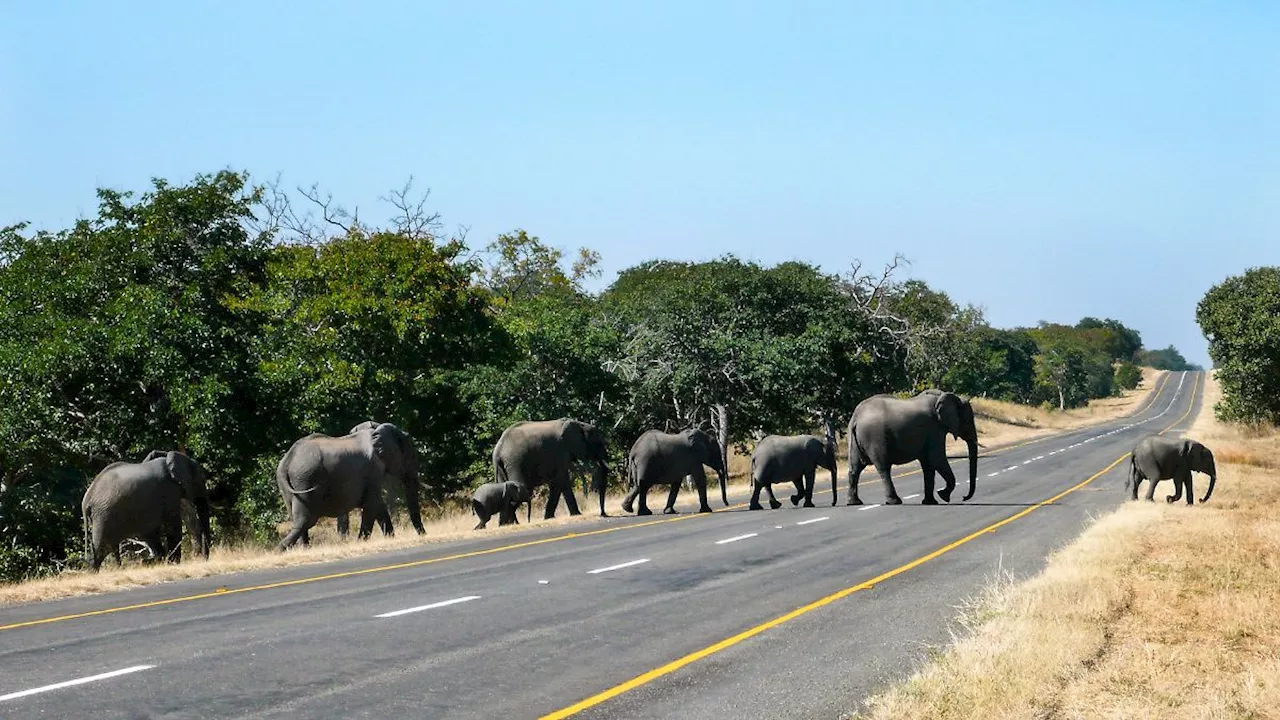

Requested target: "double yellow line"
[
  {"left": 0, "top": 372, "right": 1179, "bottom": 635},
  {"left": 539, "top": 371, "right": 1199, "bottom": 719}
]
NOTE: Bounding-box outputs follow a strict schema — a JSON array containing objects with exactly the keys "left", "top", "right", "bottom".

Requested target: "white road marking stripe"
[
  {"left": 376, "top": 595, "right": 481, "bottom": 618},
  {"left": 0, "top": 665, "right": 155, "bottom": 702},
  {"left": 1034, "top": 455, "right": 1045, "bottom": 460},
  {"left": 987, "top": 472, "right": 1000, "bottom": 477},
  {"left": 903, "top": 494, "right": 921, "bottom": 499},
  {"left": 715, "top": 533, "right": 758, "bottom": 545},
  {"left": 858, "top": 504, "right": 882, "bottom": 511},
  {"left": 1022, "top": 460, "right": 1034, "bottom": 465},
  {"left": 796, "top": 516, "right": 829, "bottom": 525},
  {"left": 588, "top": 558, "right": 650, "bottom": 574},
  {"left": 1005, "top": 466, "right": 1018, "bottom": 472},
  {"left": 774, "top": 525, "right": 783, "bottom": 529}
]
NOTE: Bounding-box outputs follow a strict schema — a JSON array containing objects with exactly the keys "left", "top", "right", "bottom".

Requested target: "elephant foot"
[
  {"left": 790, "top": 494, "right": 802, "bottom": 507},
  {"left": 770, "top": 499, "right": 782, "bottom": 510},
  {"left": 663, "top": 507, "right": 680, "bottom": 515},
  {"left": 921, "top": 496, "right": 938, "bottom": 505},
  {"left": 846, "top": 497, "right": 863, "bottom": 506},
  {"left": 937, "top": 488, "right": 953, "bottom": 503},
  {"left": 802, "top": 500, "right": 816, "bottom": 508},
  {"left": 886, "top": 495, "right": 904, "bottom": 505},
  {"left": 474, "top": 521, "right": 486, "bottom": 530},
  {"left": 637, "top": 507, "right": 653, "bottom": 516},
  {"left": 697, "top": 505, "right": 713, "bottom": 513},
  {"left": 749, "top": 502, "right": 764, "bottom": 511},
  {"left": 1166, "top": 495, "right": 1179, "bottom": 504},
  {"left": 621, "top": 501, "right": 635, "bottom": 514}
]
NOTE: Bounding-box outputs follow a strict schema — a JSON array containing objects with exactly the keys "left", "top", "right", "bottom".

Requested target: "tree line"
[{"left": 0, "top": 171, "right": 1181, "bottom": 581}]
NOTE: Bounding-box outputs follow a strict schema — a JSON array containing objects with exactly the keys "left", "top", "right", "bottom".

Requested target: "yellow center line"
[
  {"left": 0, "top": 372, "right": 1183, "bottom": 634},
  {"left": 537, "top": 371, "right": 1199, "bottom": 719}
]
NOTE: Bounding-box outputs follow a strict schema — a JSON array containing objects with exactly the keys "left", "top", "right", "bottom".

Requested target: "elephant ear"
[
  {"left": 370, "top": 424, "right": 400, "bottom": 475},
  {"left": 143, "top": 450, "right": 166, "bottom": 463},
  {"left": 349, "top": 420, "right": 379, "bottom": 436},
  {"left": 561, "top": 420, "right": 588, "bottom": 458},
  {"left": 164, "top": 452, "right": 199, "bottom": 500},
  {"left": 932, "top": 392, "right": 963, "bottom": 438}
]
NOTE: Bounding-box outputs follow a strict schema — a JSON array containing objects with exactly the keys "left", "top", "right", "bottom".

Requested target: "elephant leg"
[
  {"left": 336, "top": 513, "right": 350, "bottom": 538},
  {"left": 846, "top": 461, "right": 867, "bottom": 506},
  {"left": 789, "top": 478, "right": 803, "bottom": 506},
  {"left": 764, "top": 483, "right": 782, "bottom": 510},
  {"left": 691, "top": 470, "right": 712, "bottom": 513},
  {"left": 544, "top": 486, "right": 563, "bottom": 519},
  {"left": 878, "top": 465, "right": 902, "bottom": 505},
  {"left": 1130, "top": 473, "right": 1143, "bottom": 501},
  {"left": 278, "top": 501, "right": 317, "bottom": 551},
  {"left": 561, "top": 487, "right": 582, "bottom": 516},
  {"left": 664, "top": 479, "right": 683, "bottom": 514},
  {"left": 376, "top": 506, "right": 394, "bottom": 537},
  {"left": 749, "top": 480, "right": 766, "bottom": 511},
  {"left": 802, "top": 471, "right": 816, "bottom": 508},
  {"left": 1144, "top": 477, "right": 1159, "bottom": 502},
  {"left": 142, "top": 533, "right": 165, "bottom": 564},
  {"left": 165, "top": 515, "right": 183, "bottom": 564},
  {"left": 473, "top": 500, "right": 491, "bottom": 530},
  {"left": 1184, "top": 472, "right": 1195, "bottom": 505},
  {"left": 934, "top": 461, "right": 958, "bottom": 503},
  {"left": 621, "top": 485, "right": 640, "bottom": 514},
  {"left": 922, "top": 466, "right": 939, "bottom": 505},
  {"left": 632, "top": 482, "right": 654, "bottom": 516}
]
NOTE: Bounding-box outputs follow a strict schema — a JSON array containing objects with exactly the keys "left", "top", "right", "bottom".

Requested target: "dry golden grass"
[
  {"left": 855, "top": 371, "right": 1280, "bottom": 720},
  {"left": 0, "top": 373, "right": 1164, "bottom": 608}
]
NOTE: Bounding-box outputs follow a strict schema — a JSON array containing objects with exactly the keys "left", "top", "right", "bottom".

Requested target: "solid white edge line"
[
  {"left": 588, "top": 558, "right": 651, "bottom": 574},
  {"left": 375, "top": 595, "right": 481, "bottom": 618},
  {"left": 0, "top": 665, "right": 156, "bottom": 702},
  {"left": 795, "top": 516, "right": 829, "bottom": 525},
  {"left": 858, "top": 504, "right": 882, "bottom": 511},
  {"left": 715, "top": 533, "right": 758, "bottom": 545}
]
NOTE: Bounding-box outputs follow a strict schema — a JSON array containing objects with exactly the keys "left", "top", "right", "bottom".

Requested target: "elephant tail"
[
  {"left": 1125, "top": 453, "right": 1136, "bottom": 492},
  {"left": 82, "top": 505, "right": 93, "bottom": 566}
]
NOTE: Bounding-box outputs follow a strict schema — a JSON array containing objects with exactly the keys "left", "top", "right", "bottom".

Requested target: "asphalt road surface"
[{"left": 0, "top": 371, "right": 1203, "bottom": 719}]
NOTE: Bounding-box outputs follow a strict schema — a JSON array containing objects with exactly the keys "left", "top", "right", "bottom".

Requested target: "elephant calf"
[
  {"left": 621, "top": 428, "right": 728, "bottom": 515},
  {"left": 82, "top": 450, "right": 212, "bottom": 571},
  {"left": 749, "top": 434, "right": 838, "bottom": 510},
  {"left": 1128, "top": 435, "right": 1216, "bottom": 504},
  {"left": 472, "top": 481, "right": 529, "bottom": 530}
]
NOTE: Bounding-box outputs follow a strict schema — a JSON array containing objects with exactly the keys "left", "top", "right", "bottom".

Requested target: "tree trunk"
[
  {"left": 713, "top": 404, "right": 730, "bottom": 482},
  {"left": 1057, "top": 385, "right": 1065, "bottom": 411}
]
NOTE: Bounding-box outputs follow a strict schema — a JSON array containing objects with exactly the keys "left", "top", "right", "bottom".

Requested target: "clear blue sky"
[{"left": 3, "top": 2, "right": 1277, "bottom": 367}]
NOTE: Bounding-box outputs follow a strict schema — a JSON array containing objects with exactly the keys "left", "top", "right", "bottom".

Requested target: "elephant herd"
[{"left": 79, "top": 388, "right": 1215, "bottom": 571}]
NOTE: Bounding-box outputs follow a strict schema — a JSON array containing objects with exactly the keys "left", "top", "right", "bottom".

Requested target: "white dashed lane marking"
[
  {"left": 0, "top": 666, "right": 156, "bottom": 702},
  {"left": 858, "top": 504, "right": 882, "bottom": 511},
  {"left": 588, "top": 558, "right": 651, "bottom": 575},
  {"left": 796, "top": 517, "right": 829, "bottom": 526},
  {"left": 376, "top": 595, "right": 481, "bottom": 618},
  {"left": 715, "top": 533, "right": 758, "bottom": 545},
  {"left": 903, "top": 494, "right": 921, "bottom": 500}
]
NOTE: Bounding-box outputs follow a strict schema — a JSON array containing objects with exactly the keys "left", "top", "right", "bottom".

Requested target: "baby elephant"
[
  {"left": 472, "top": 481, "right": 528, "bottom": 530},
  {"left": 1127, "top": 435, "right": 1217, "bottom": 505},
  {"left": 749, "top": 434, "right": 839, "bottom": 510}
]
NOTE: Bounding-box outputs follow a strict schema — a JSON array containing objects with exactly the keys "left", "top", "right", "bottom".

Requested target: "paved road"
[{"left": 0, "top": 372, "right": 1203, "bottom": 719}]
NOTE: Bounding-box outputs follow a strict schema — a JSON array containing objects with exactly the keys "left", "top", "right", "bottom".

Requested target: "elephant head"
[
  {"left": 561, "top": 419, "right": 611, "bottom": 517},
  {"left": 1182, "top": 439, "right": 1216, "bottom": 503},
  {"left": 368, "top": 423, "right": 426, "bottom": 535},
  {"left": 684, "top": 428, "right": 728, "bottom": 507},
  {"left": 146, "top": 450, "right": 212, "bottom": 559},
  {"left": 931, "top": 391, "right": 979, "bottom": 502}
]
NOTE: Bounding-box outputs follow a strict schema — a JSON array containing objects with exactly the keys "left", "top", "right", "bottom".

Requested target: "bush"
[
  {"left": 1197, "top": 267, "right": 1280, "bottom": 424},
  {"left": 1114, "top": 362, "right": 1142, "bottom": 391}
]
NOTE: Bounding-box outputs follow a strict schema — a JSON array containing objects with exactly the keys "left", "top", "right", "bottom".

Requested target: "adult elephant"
[
  {"left": 1127, "top": 435, "right": 1216, "bottom": 504},
  {"left": 276, "top": 422, "right": 424, "bottom": 551},
  {"left": 621, "top": 428, "right": 728, "bottom": 515},
  {"left": 846, "top": 389, "right": 978, "bottom": 505},
  {"left": 749, "top": 434, "right": 838, "bottom": 510},
  {"left": 333, "top": 421, "right": 394, "bottom": 539},
  {"left": 82, "top": 450, "right": 211, "bottom": 570},
  {"left": 492, "top": 418, "right": 610, "bottom": 521}
]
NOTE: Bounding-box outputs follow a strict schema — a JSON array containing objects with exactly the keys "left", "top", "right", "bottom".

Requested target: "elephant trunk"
[
  {"left": 593, "top": 463, "right": 608, "bottom": 517},
  {"left": 1199, "top": 456, "right": 1217, "bottom": 503},
  {"left": 404, "top": 475, "right": 425, "bottom": 535},
  {"left": 963, "top": 438, "right": 978, "bottom": 502},
  {"left": 194, "top": 497, "right": 212, "bottom": 560}
]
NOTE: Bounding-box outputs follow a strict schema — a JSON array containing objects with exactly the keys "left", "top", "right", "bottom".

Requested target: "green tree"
[
  {"left": 1196, "top": 267, "right": 1280, "bottom": 424},
  {"left": 1114, "top": 362, "right": 1143, "bottom": 391},
  {"left": 1135, "top": 345, "right": 1198, "bottom": 371}
]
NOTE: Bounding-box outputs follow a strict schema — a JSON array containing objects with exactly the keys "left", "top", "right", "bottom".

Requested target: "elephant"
[
  {"left": 471, "top": 480, "right": 529, "bottom": 529},
  {"left": 276, "top": 422, "right": 424, "bottom": 551},
  {"left": 620, "top": 428, "right": 728, "bottom": 515},
  {"left": 492, "top": 418, "right": 610, "bottom": 521},
  {"left": 81, "top": 450, "right": 211, "bottom": 571},
  {"left": 846, "top": 389, "right": 979, "bottom": 505},
  {"left": 749, "top": 434, "right": 838, "bottom": 510},
  {"left": 1127, "top": 435, "right": 1216, "bottom": 504},
  {"left": 333, "top": 421, "right": 394, "bottom": 539}
]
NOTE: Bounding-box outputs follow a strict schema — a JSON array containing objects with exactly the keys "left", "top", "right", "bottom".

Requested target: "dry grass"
[
  {"left": 855, "top": 371, "right": 1280, "bottom": 720},
  {"left": 0, "top": 372, "right": 1164, "bottom": 608}
]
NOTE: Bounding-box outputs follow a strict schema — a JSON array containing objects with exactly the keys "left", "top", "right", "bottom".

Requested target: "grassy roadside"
[
  {"left": 0, "top": 372, "right": 1164, "bottom": 608},
  {"left": 854, "top": 371, "right": 1280, "bottom": 719}
]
